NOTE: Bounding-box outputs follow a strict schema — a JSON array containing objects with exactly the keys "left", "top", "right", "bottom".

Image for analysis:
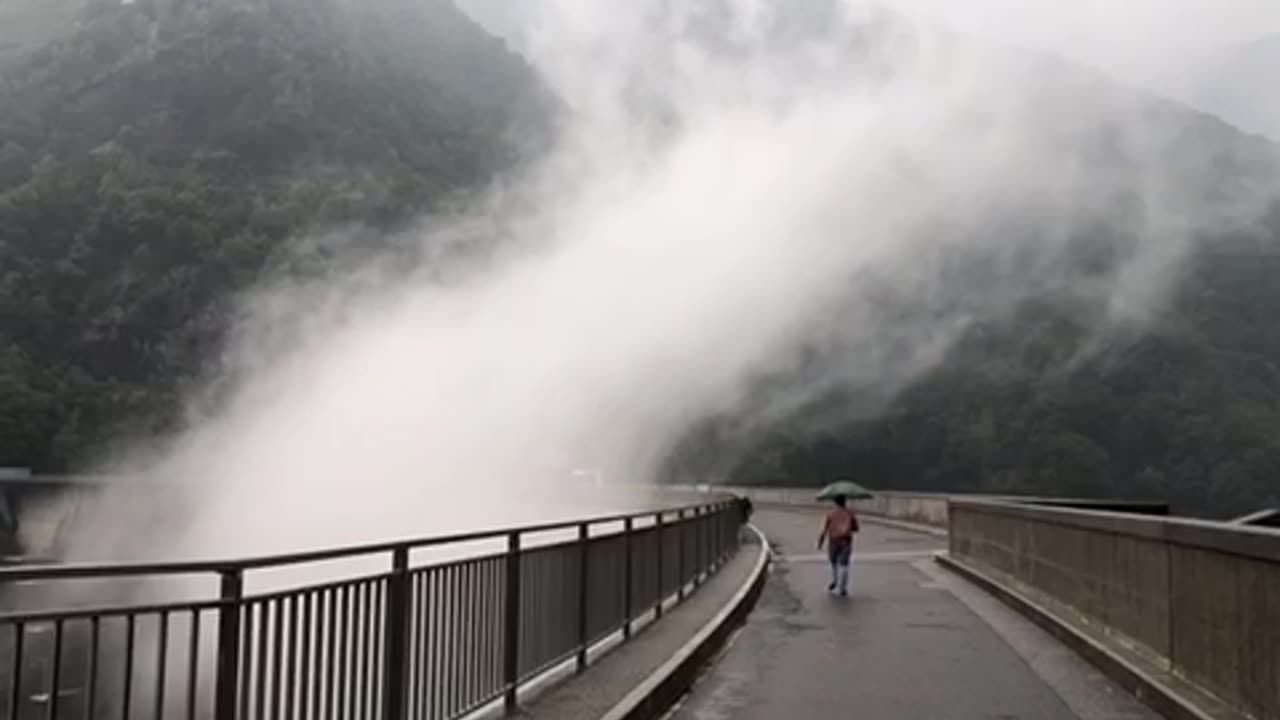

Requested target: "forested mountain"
[
  {"left": 682, "top": 204, "right": 1280, "bottom": 517},
  {"left": 0, "top": 0, "right": 553, "bottom": 468},
  {"left": 656, "top": 24, "right": 1280, "bottom": 518},
  {"left": 3, "top": 0, "right": 1280, "bottom": 519}
]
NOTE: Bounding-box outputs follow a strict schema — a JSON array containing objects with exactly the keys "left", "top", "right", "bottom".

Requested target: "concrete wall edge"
[
  {"left": 599, "top": 524, "right": 771, "bottom": 720},
  {"left": 936, "top": 553, "right": 1241, "bottom": 720},
  {"left": 951, "top": 498, "right": 1280, "bottom": 564}
]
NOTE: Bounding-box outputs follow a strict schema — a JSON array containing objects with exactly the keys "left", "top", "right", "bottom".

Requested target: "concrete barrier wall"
[
  {"left": 691, "top": 486, "right": 1168, "bottom": 528},
  {"left": 851, "top": 492, "right": 952, "bottom": 527},
  {"left": 693, "top": 486, "right": 956, "bottom": 527},
  {"left": 950, "top": 499, "right": 1280, "bottom": 720},
  {"left": 706, "top": 486, "right": 823, "bottom": 507}
]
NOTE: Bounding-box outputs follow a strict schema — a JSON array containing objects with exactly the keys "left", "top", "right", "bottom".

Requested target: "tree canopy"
[
  {"left": 0, "top": 0, "right": 552, "bottom": 468},
  {"left": 3, "top": 0, "right": 1279, "bottom": 520},
  {"left": 686, "top": 209, "right": 1280, "bottom": 517}
]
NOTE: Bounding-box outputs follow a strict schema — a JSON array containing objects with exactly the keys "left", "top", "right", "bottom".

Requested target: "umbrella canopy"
[{"left": 816, "top": 480, "right": 874, "bottom": 501}]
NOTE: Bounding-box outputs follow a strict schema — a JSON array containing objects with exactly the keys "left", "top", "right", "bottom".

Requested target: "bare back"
[{"left": 824, "top": 506, "right": 858, "bottom": 541}]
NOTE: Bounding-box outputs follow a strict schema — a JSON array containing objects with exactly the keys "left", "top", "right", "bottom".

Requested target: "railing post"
[
  {"left": 734, "top": 500, "right": 743, "bottom": 551},
  {"left": 711, "top": 504, "right": 722, "bottom": 566},
  {"left": 706, "top": 505, "right": 716, "bottom": 571},
  {"left": 214, "top": 569, "right": 244, "bottom": 720},
  {"left": 719, "top": 503, "right": 729, "bottom": 561},
  {"left": 707, "top": 506, "right": 714, "bottom": 569},
  {"left": 710, "top": 504, "right": 719, "bottom": 567},
  {"left": 677, "top": 509, "right": 686, "bottom": 601},
  {"left": 503, "top": 531, "right": 522, "bottom": 714},
  {"left": 709, "top": 505, "right": 716, "bottom": 567},
  {"left": 727, "top": 501, "right": 735, "bottom": 555},
  {"left": 694, "top": 507, "right": 704, "bottom": 588},
  {"left": 654, "top": 513, "right": 664, "bottom": 619},
  {"left": 622, "top": 517, "right": 634, "bottom": 640},
  {"left": 576, "top": 522, "right": 589, "bottom": 673},
  {"left": 383, "top": 547, "right": 410, "bottom": 720}
]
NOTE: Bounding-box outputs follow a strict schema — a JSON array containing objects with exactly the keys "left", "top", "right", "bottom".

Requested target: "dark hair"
[{"left": 833, "top": 494, "right": 847, "bottom": 507}]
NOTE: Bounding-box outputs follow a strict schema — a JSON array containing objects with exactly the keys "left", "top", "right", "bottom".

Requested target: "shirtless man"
[{"left": 817, "top": 494, "right": 859, "bottom": 596}]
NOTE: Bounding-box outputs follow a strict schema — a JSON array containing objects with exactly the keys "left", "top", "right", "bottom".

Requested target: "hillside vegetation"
[
  {"left": 0, "top": 0, "right": 552, "bottom": 467},
  {"left": 690, "top": 206, "right": 1280, "bottom": 517},
  {"left": 2, "top": 0, "right": 1279, "bottom": 518},
  {"left": 663, "top": 30, "right": 1280, "bottom": 517}
]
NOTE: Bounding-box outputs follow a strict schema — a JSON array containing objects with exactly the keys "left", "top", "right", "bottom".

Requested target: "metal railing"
[{"left": 0, "top": 498, "right": 746, "bottom": 720}]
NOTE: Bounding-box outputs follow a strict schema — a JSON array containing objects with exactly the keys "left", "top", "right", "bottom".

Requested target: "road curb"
[
  {"left": 935, "top": 553, "right": 1236, "bottom": 720},
  {"left": 598, "top": 525, "right": 771, "bottom": 720}
]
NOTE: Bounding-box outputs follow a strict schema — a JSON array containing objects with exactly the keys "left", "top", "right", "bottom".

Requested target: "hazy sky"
[
  {"left": 896, "top": 0, "right": 1280, "bottom": 80},
  {"left": 460, "top": 0, "right": 1280, "bottom": 91}
]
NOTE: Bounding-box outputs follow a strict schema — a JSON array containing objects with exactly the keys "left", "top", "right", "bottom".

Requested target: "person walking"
[{"left": 817, "top": 494, "right": 859, "bottom": 596}]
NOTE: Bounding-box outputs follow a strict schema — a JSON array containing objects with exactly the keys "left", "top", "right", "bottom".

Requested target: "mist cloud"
[{"left": 66, "top": 0, "right": 1278, "bottom": 564}]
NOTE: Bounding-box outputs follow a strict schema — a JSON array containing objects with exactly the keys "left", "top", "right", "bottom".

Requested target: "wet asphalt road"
[{"left": 670, "top": 508, "right": 1160, "bottom": 720}]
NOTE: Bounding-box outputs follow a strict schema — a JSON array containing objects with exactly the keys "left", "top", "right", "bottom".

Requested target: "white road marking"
[{"left": 786, "top": 550, "right": 940, "bottom": 563}]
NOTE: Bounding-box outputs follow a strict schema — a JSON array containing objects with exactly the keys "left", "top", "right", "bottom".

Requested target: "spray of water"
[{"left": 61, "top": 0, "right": 1277, "bottom": 567}]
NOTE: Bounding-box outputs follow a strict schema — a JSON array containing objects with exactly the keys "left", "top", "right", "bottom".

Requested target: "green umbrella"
[{"left": 816, "top": 480, "right": 874, "bottom": 501}]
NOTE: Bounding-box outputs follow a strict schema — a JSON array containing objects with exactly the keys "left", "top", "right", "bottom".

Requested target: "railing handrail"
[
  {"left": 0, "top": 493, "right": 748, "bottom": 720},
  {"left": 0, "top": 496, "right": 735, "bottom": 582},
  {"left": 950, "top": 496, "right": 1280, "bottom": 563}
]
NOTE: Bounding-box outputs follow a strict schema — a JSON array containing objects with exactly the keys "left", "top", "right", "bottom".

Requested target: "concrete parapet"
[
  {"left": 698, "top": 486, "right": 1167, "bottom": 525},
  {"left": 598, "top": 525, "right": 770, "bottom": 720},
  {"left": 852, "top": 491, "right": 953, "bottom": 527},
  {"left": 1233, "top": 508, "right": 1280, "bottom": 528},
  {"left": 697, "top": 486, "right": 957, "bottom": 528},
  {"left": 687, "top": 485, "right": 1170, "bottom": 531},
  {"left": 950, "top": 498, "right": 1280, "bottom": 720}
]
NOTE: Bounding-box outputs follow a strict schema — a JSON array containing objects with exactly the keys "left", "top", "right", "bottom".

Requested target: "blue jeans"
[{"left": 828, "top": 538, "right": 852, "bottom": 593}]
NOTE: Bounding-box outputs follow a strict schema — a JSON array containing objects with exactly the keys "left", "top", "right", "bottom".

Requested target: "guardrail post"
[
  {"left": 214, "top": 569, "right": 244, "bottom": 720},
  {"left": 714, "top": 503, "right": 723, "bottom": 564},
  {"left": 722, "top": 502, "right": 731, "bottom": 559},
  {"left": 736, "top": 499, "right": 745, "bottom": 551},
  {"left": 713, "top": 504, "right": 724, "bottom": 566},
  {"left": 622, "top": 517, "right": 634, "bottom": 640},
  {"left": 706, "top": 506, "right": 713, "bottom": 571},
  {"left": 503, "top": 531, "right": 522, "bottom": 714},
  {"left": 709, "top": 505, "right": 716, "bottom": 568},
  {"left": 654, "top": 513, "right": 664, "bottom": 619},
  {"left": 576, "top": 522, "right": 589, "bottom": 673},
  {"left": 694, "top": 507, "right": 705, "bottom": 588},
  {"left": 383, "top": 547, "right": 410, "bottom": 720},
  {"left": 708, "top": 505, "right": 718, "bottom": 570},
  {"left": 677, "top": 509, "right": 686, "bottom": 601},
  {"left": 728, "top": 501, "right": 736, "bottom": 554}
]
